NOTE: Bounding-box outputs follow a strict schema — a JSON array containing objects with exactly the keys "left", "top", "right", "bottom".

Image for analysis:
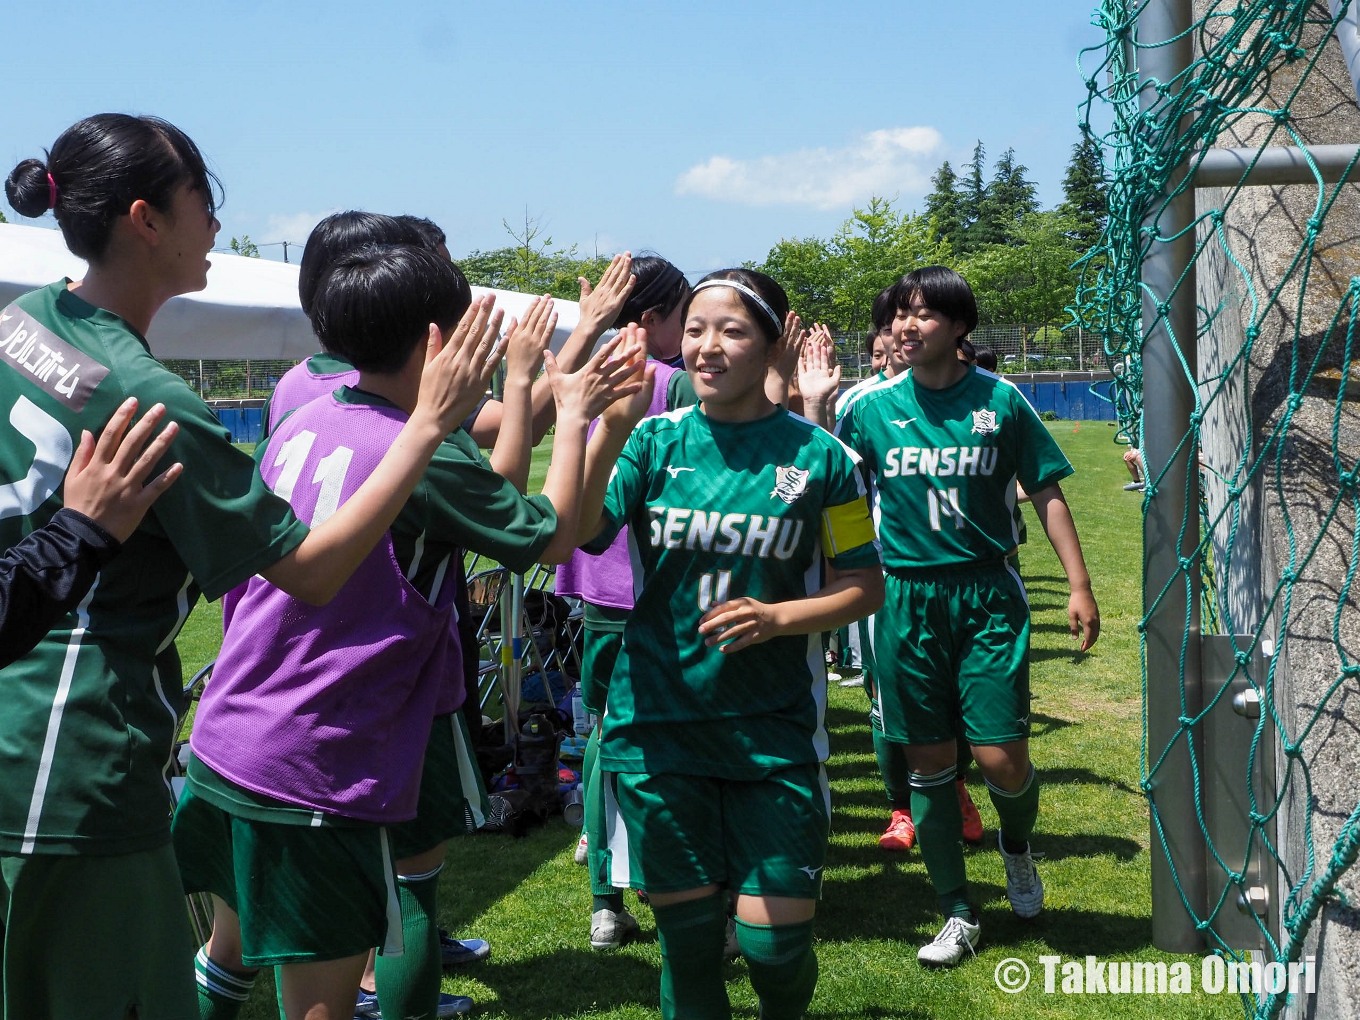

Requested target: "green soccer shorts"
[
  {"left": 603, "top": 764, "right": 830, "bottom": 899},
  {"left": 172, "top": 789, "right": 403, "bottom": 967},
  {"left": 0, "top": 843, "right": 197, "bottom": 1020},
  {"left": 875, "top": 563, "right": 1031, "bottom": 747},
  {"left": 580, "top": 625, "right": 623, "bottom": 717},
  {"left": 390, "top": 712, "right": 490, "bottom": 862},
  {"left": 857, "top": 613, "right": 877, "bottom": 687}
]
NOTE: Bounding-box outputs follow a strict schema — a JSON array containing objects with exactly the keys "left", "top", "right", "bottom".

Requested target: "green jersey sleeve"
[
  {"left": 819, "top": 441, "right": 880, "bottom": 570},
  {"left": 582, "top": 424, "right": 652, "bottom": 553},
  {"left": 257, "top": 390, "right": 276, "bottom": 443},
  {"left": 1010, "top": 389, "right": 1074, "bottom": 493},
  {"left": 137, "top": 369, "right": 308, "bottom": 601},
  {"left": 413, "top": 431, "right": 558, "bottom": 574},
  {"left": 667, "top": 370, "right": 698, "bottom": 410}
]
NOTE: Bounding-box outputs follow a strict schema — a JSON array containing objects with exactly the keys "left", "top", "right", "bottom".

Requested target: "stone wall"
[{"left": 1192, "top": 4, "right": 1360, "bottom": 1015}]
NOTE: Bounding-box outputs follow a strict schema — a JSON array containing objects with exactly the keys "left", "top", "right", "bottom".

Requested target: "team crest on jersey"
[
  {"left": 771, "top": 465, "right": 810, "bottom": 505},
  {"left": 971, "top": 409, "right": 999, "bottom": 435}
]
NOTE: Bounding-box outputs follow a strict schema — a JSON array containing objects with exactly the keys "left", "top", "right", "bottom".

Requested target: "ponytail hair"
[{"left": 6, "top": 114, "right": 221, "bottom": 262}]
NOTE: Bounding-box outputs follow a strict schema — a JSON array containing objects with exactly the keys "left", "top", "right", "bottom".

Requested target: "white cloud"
[
  {"left": 263, "top": 209, "right": 341, "bottom": 243},
  {"left": 675, "top": 127, "right": 945, "bottom": 210}
]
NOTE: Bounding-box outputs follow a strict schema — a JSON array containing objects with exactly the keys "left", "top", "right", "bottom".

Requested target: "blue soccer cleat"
[
  {"left": 355, "top": 989, "right": 473, "bottom": 1018},
  {"left": 440, "top": 930, "right": 491, "bottom": 968}
]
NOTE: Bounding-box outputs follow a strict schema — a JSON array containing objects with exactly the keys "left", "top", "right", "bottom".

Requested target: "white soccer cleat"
[
  {"left": 998, "top": 832, "right": 1045, "bottom": 918},
  {"left": 916, "top": 915, "right": 980, "bottom": 967},
  {"left": 574, "top": 832, "right": 589, "bottom": 865},
  {"left": 590, "top": 908, "right": 640, "bottom": 950}
]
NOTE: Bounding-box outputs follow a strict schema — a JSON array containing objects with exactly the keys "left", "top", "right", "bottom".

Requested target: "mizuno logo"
[
  {"left": 665, "top": 466, "right": 696, "bottom": 478},
  {"left": 890, "top": 418, "right": 916, "bottom": 428},
  {"left": 799, "top": 865, "right": 824, "bottom": 880}
]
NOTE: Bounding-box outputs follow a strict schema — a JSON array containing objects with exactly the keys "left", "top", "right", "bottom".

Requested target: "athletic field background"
[{"left": 175, "top": 423, "right": 1239, "bottom": 1019}]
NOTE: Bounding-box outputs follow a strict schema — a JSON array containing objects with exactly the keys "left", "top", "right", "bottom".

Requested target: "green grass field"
[{"left": 175, "top": 423, "right": 1239, "bottom": 1019}]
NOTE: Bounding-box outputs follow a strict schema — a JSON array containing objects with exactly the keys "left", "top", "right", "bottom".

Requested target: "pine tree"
[
  {"left": 959, "top": 140, "right": 988, "bottom": 254},
  {"left": 1059, "top": 137, "right": 1108, "bottom": 250},
  {"left": 978, "top": 148, "right": 1040, "bottom": 246},
  {"left": 923, "top": 161, "right": 965, "bottom": 247}
]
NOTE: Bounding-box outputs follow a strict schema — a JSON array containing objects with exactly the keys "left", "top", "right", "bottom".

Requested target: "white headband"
[{"left": 690, "top": 279, "right": 784, "bottom": 335}]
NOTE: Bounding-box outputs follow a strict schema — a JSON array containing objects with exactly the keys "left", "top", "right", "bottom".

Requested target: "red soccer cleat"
[
  {"left": 879, "top": 808, "right": 916, "bottom": 851},
  {"left": 958, "top": 779, "right": 984, "bottom": 844}
]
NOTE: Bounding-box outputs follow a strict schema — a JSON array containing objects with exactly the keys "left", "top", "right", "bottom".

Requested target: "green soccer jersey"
[
  {"left": 587, "top": 405, "right": 879, "bottom": 779},
  {"left": 0, "top": 281, "right": 310, "bottom": 856},
  {"left": 667, "top": 368, "right": 698, "bottom": 410},
  {"left": 835, "top": 370, "right": 888, "bottom": 421},
  {"left": 835, "top": 366, "right": 1072, "bottom": 570}
]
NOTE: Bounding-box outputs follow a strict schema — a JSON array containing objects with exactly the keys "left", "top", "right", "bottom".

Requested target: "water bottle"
[{"left": 570, "top": 686, "right": 590, "bottom": 736}]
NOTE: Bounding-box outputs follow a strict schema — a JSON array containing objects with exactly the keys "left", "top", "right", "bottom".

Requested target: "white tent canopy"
[{"left": 0, "top": 222, "right": 582, "bottom": 360}]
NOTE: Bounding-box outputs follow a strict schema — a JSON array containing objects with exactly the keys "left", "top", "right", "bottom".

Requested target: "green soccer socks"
[
  {"left": 987, "top": 764, "right": 1039, "bottom": 852},
  {"left": 735, "top": 918, "right": 818, "bottom": 1019},
  {"left": 195, "top": 945, "right": 257, "bottom": 1020},
  {"left": 652, "top": 893, "right": 732, "bottom": 1020},
  {"left": 374, "top": 867, "right": 442, "bottom": 1020},
  {"left": 910, "top": 766, "right": 972, "bottom": 919}
]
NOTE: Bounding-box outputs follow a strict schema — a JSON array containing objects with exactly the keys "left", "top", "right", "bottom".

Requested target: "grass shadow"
[{"left": 438, "top": 824, "right": 579, "bottom": 934}]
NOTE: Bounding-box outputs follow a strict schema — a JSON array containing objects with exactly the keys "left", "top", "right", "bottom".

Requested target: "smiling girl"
[
  {"left": 574, "top": 270, "right": 884, "bottom": 1019},
  {"left": 0, "top": 114, "right": 490, "bottom": 1017},
  {"left": 553, "top": 252, "right": 697, "bottom": 950},
  {"left": 827, "top": 265, "right": 1100, "bottom": 967}
]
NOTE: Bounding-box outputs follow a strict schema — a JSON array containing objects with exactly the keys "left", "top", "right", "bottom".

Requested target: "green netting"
[{"left": 1075, "top": 1, "right": 1360, "bottom": 1015}]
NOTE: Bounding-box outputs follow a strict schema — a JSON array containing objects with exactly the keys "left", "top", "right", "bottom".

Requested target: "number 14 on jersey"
[{"left": 928, "top": 487, "right": 963, "bottom": 531}]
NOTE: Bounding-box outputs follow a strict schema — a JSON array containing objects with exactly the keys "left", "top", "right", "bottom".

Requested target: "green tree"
[
  {"left": 756, "top": 196, "right": 951, "bottom": 334},
  {"left": 0, "top": 209, "right": 7, "bottom": 224},
  {"left": 229, "top": 235, "right": 260, "bottom": 257},
  {"left": 961, "top": 211, "right": 1082, "bottom": 326},
  {"left": 457, "top": 216, "right": 614, "bottom": 300},
  {"left": 759, "top": 235, "right": 841, "bottom": 329},
  {"left": 959, "top": 140, "right": 989, "bottom": 255},
  {"left": 1058, "top": 137, "right": 1108, "bottom": 250},
  {"left": 978, "top": 148, "right": 1040, "bottom": 246},
  {"left": 457, "top": 211, "right": 606, "bottom": 300},
  {"left": 923, "top": 161, "right": 965, "bottom": 247}
]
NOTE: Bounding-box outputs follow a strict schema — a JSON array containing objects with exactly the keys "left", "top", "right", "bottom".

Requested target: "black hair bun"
[{"left": 6, "top": 158, "right": 53, "bottom": 218}]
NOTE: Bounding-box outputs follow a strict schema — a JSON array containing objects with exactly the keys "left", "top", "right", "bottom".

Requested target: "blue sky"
[{"left": 3, "top": 1, "right": 1110, "bottom": 275}]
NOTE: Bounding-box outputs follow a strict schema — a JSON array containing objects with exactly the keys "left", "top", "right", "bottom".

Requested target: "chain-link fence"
[
  {"left": 162, "top": 359, "right": 298, "bottom": 400},
  {"left": 163, "top": 325, "right": 1111, "bottom": 398},
  {"left": 834, "top": 323, "right": 1109, "bottom": 381}
]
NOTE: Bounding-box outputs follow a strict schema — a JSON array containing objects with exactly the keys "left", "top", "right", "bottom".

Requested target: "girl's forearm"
[
  {"left": 528, "top": 324, "right": 600, "bottom": 443},
  {"left": 262, "top": 415, "right": 444, "bottom": 605},
  {"left": 537, "top": 413, "right": 591, "bottom": 564},
  {"left": 488, "top": 378, "right": 533, "bottom": 492},
  {"left": 576, "top": 422, "right": 631, "bottom": 546},
  {"left": 769, "top": 570, "right": 885, "bottom": 636},
  {"left": 1031, "top": 485, "right": 1092, "bottom": 590}
]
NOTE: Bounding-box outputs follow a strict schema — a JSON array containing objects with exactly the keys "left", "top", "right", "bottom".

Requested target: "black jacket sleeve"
[{"left": 0, "top": 509, "right": 121, "bottom": 668}]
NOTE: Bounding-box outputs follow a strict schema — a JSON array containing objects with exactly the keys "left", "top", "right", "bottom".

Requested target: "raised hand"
[
  {"left": 797, "top": 324, "right": 842, "bottom": 405},
  {"left": 772, "top": 310, "right": 807, "bottom": 382},
  {"left": 577, "top": 252, "right": 637, "bottom": 337},
  {"left": 504, "top": 294, "right": 558, "bottom": 386},
  {"left": 546, "top": 323, "right": 651, "bottom": 425},
  {"left": 414, "top": 294, "right": 508, "bottom": 435}
]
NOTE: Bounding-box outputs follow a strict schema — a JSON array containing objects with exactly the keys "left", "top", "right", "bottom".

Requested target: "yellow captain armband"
[{"left": 820, "top": 497, "right": 877, "bottom": 557}]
